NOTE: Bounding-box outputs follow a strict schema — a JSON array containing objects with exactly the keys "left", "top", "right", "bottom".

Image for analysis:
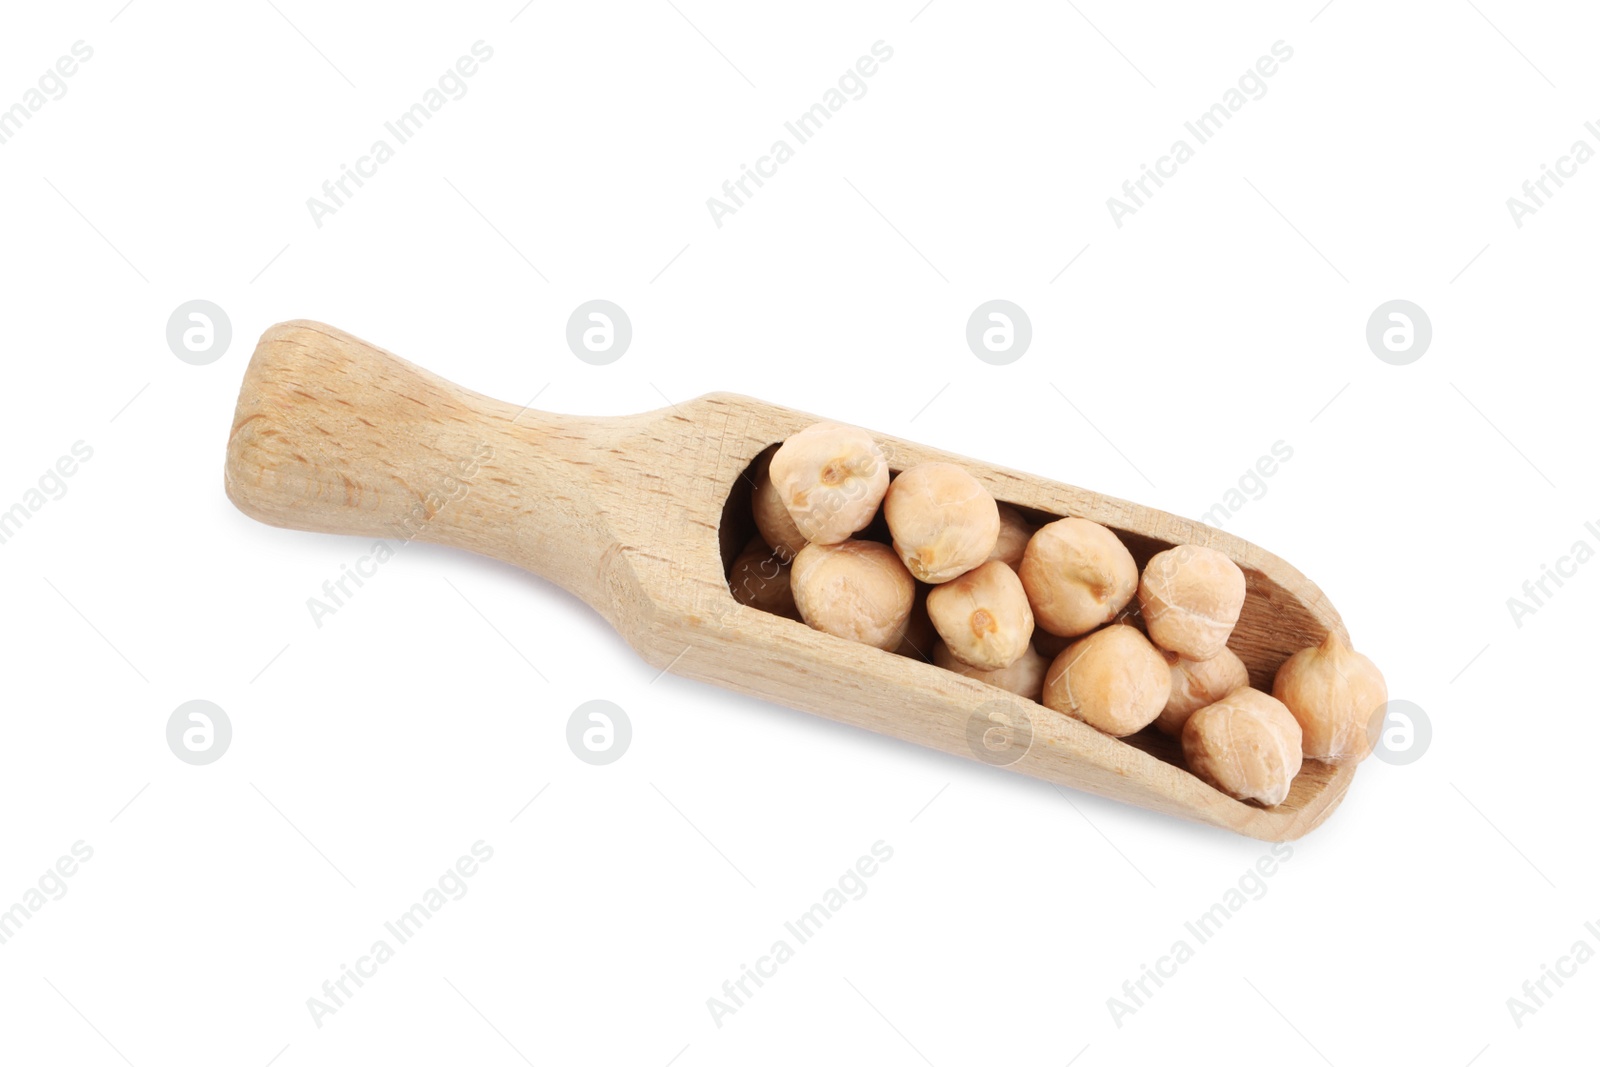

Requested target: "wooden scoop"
[{"left": 224, "top": 321, "right": 1356, "bottom": 841}]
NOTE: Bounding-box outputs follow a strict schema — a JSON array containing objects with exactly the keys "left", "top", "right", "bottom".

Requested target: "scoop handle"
[{"left": 223, "top": 320, "right": 621, "bottom": 610}]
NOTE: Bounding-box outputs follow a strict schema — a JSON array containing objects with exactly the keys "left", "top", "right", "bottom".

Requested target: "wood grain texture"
[{"left": 225, "top": 320, "right": 1357, "bottom": 840}]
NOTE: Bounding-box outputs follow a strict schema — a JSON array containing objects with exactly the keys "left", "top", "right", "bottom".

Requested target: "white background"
[{"left": 1, "top": 1, "right": 1595, "bottom": 1064}]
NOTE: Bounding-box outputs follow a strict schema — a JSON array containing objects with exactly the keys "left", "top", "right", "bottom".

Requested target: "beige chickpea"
[
  {"left": 926, "top": 560, "right": 1035, "bottom": 671},
  {"left": 769, "top": 422, "right": 889, "bottom": 544},
  {"left": 790, "top": 539, "right": 915, "bottom": 650},
  {"left": 883, "top": 463, "right": 1000, "bottom": 583},
  {"left": 1138, "top": 544, "right": 1246, "bottom": 660},
  {"left": 987, "top": 503, "right": 1036, "bottom": 573},
  {"left": 934, "top": 641, "right": 1048, "bottom": 701},
  {"left": 1155, "top": 647, "right": 1250, "bottom": 736},
  {"left": 728, "top": 536, "right": 799, "bottom": 620},
  {"left": 1019, "top": 517, "right": 1138, "bottom": 637},
  {"left": 1042, "top": 624, "right": 1170, "bottom": 737},
  {"left": 1272, "top": 633, "right": 1388, "bottom": 763},
  {"left": 750, "top": 452, "right": 807, "bottom": 562},
  {"left": 1181, "top": 688, "right": 1304, "bottom": 807}
]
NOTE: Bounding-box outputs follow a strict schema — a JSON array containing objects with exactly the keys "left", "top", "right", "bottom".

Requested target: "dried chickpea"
[
  {"left": 1138, "top": 544, "right": 1246, "bottom": 660},
  {"left": 1272, "top": 633, "right": 1388, "bottom": 763},
  {"left": 1181, "top": 688, "right": 1304, "bottom": 807},
  {"left": 1019, "top": 517, "right": 1138, "bottom": 637},
  {"left": 750, "top": 452, "right": 807, "bottom": 562},
  {"left": 769, "top": 422, "right": 889, "bottom": 544},
  {"left": 926, "top": 560, "right": 1035, "bottom": 671},
  {"left": 790, "top": 539, "right": 914, "bottom": 650},
  {"left": 1042, "top": 624, "right": 1170, "bottom": 737},
  {"left": 987, "top": 504, "right": 1036, "bottom": 573},
  {"left": 883, "top": 463, "right": 1000, "bottom": 583},
  {"left": 1155, "top": 647, "right": 1250, "bottom": 736},
  {"left": 728, "top": 536, "right": 799, "bottom": 620},
  {"left": 934, "top": 641, "right": 1048, "bottom": 701}
]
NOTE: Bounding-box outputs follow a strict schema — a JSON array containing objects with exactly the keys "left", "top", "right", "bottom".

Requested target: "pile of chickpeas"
[{"left": 729, "top": 423, "right": 1388, "bottom": 808}]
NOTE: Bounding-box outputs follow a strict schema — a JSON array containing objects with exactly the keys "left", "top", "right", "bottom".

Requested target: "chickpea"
[
  {"left": 790, "top": 539, "right": 915, "bottom": 650},
  {"left": 883, "top": 463, "right": 1000, "bottom": 583},
  {"left": 1181, "top": 688, "right": 1304, "bottom": 807},
  {"left": 1019, "top": 517, "right": 1138, "bottom": 637},
  {"left": 1272, "top": 633, "right": 1388, "bottom": 763},
  {"left": 750, "top": 452, "right": 807, "bottom": 562},
  {"left": 1138, "top": 544, "right": 1246, "bottom": 660},
  {"left": 1042, "top": 624, "right": 1170, "bottom": 737},
  {"left": 987, "top": 503, "right": 1036, "bottom": 573},
  {"left": 1155, "top": 647, "right": 1249, "bottom": 736},
  {"left": 768, "top": 422, "right": 890, "bottom": 544},
  {"left": 926, "top": 559, "right": 1035, "bottom": 670},
  {"left": 935, "top": 641, "right": 1048, "bottom": 701},
  {"left": 728, "top": 536, "right": 799, "bottom": 620}
]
